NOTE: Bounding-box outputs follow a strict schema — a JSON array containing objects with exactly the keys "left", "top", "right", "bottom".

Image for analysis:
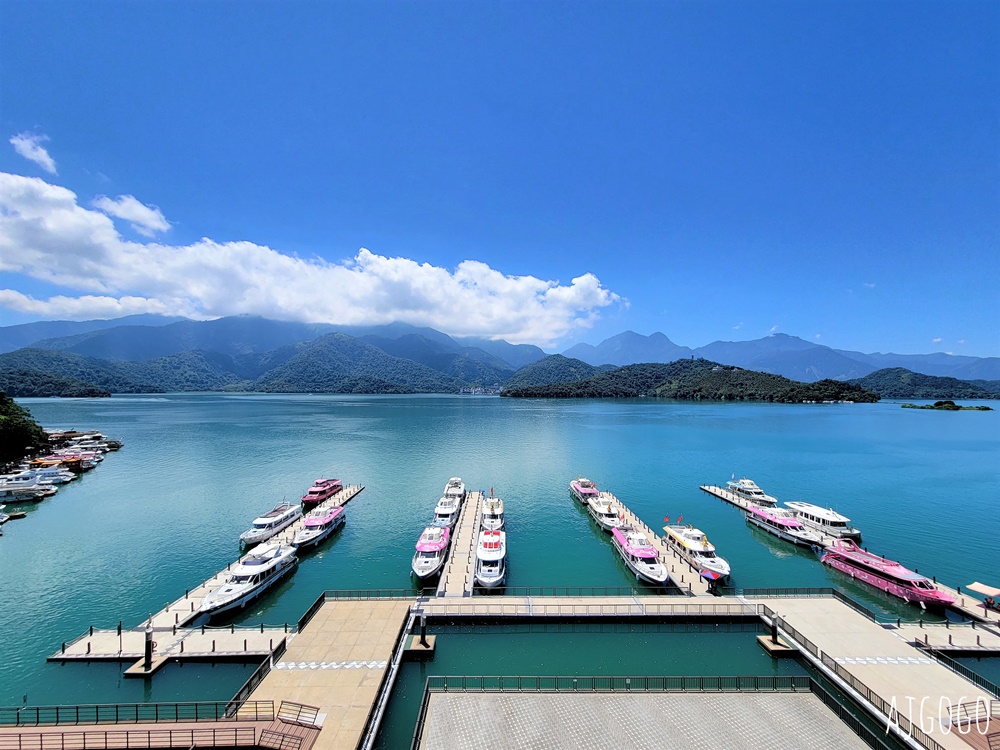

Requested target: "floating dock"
[
  {"left": 53, "top": 484, "right": 365, "bottom": 675},
  {"left": 437, "top": 490, "right": 484, "bottom": 597}
]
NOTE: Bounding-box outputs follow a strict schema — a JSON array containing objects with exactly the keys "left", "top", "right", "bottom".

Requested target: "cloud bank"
[
  {"left": 0, "top": 172, "right": 620, "bottom": 345},
  {"left": 9, "top": 133, "right": 57, "bottom": 174}
]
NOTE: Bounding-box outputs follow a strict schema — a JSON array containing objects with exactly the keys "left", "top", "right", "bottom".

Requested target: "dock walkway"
[
  {"left": 437, "top": 491, "right": 484, "bottom": 597},
  {"left": 604, "top": 492, "right": 712, "bottom": 596},
  {"left": 755, "top": 596, "right": 996, "bottom": 750}
]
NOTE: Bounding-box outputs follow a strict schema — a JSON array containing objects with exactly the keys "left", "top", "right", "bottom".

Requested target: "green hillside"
[
  {"left": 0, "top": 369, "right": 110, "bottom": 397},
  {"left": 502, "top": 354, "right": 602, "bottom": 391},
  {"left": 848, "top": 368, "right": 999, "bottom": 399},
  {"left": 0, "top": 392, "right": 48, "bottom": 465},
  {"left": 503, "top": 359, "right": 880, "bottom": 402}
]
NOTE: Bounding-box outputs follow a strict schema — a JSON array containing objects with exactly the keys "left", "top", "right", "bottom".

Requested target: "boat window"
[
  {"left": 699, "top": 551, "right": 716, "bottom": 559},
  {"left": 232, "top": 574, "right": 253, "bottom": 583}
]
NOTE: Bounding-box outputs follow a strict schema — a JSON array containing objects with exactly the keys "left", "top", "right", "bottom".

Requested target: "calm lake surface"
[{"left": 1, "top": 394, "right": 997, "bottom": 706}]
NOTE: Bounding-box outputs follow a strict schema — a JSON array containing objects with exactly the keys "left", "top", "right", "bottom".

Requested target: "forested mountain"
[
  {"left": 502, "top": 354, "right": 603, "bottom": 391},
  {"left": 0, "top": 314, "right": 185, "bottom": 354},
  {"left": 253, "top": 334, "right": 464, "bottom": 393},
  {"left": 0, "top": 369, "right": 110, "bottom": 398},
  {"left": 847, "top": 368, "right": 1000, "bottom": 399},
  {"left": 0, "top": 392, "right": 47, "bottom": 465},
  {"left": 503, "top": 359, "right": 880, "bottom": 403},
  {"left": 359, "top": 334, "right": 514, "bottom": 386},
  {"left": 563, "top": 331, "right": 691, "bottom": 366}
]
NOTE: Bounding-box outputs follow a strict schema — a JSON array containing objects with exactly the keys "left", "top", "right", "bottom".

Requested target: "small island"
[{"left": 902, "top": 400, "right": 993, "bottom": 411}]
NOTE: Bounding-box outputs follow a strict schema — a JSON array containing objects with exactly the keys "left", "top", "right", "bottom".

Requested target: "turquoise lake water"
[{"left": 1, "top": 394, "right": 997, "bottom": 707}]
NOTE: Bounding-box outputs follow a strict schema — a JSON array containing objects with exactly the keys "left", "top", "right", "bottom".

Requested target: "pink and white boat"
[
  {"left": 822, "top": 539, "right": 955, "bottom": 607},
  {"left": 300, "top": 478, "right": 343, "bottom": 509},
  {"left": 611, "top": 526, "right": 669, "bottom": 584},
  {"left": 292, "top": 506, "right": 345, "bottom": 549},
  {"left": 745, "top": 505, "right": 822, "bottom": 548},
  {"left": 411, "top": 526, "right": 450, "bottom": 579},
  {"left": 569, "top": 477, "right": 600, "bottom": 505}
]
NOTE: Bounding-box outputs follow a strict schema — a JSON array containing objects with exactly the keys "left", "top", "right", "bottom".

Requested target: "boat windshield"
[
  {"left": 231, "top": 574, "right": 256, "bottom": 583},
  {"left": 417, "top": 550, "right": 439, "bottom": 559},
  {"left": 252, "top": 521, "right": 273, "bottom": 529},
  {"left": 912, "top": 579, "right": 935, "bottom": 590},
  {"left": 698, "top": 550, "right": 717, "bottom": 559}
]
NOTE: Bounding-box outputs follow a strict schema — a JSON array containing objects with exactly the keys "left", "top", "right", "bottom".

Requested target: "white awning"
[{"left": 967, "top": 581, "right": 1000, "bottom": 597}]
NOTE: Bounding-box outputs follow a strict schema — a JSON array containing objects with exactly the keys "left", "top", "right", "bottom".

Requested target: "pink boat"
[
  {"left": 301, "top": 478, "right": 343, "bottom": 509},
  {"left": 745, "top": 505, "right": 823, "bottom": 548},
  {"left": 292, "top": 506, "right": 345, "bottom": 549},
  {"left": 411, "top": 526, "right": 450, "bottom": 579},
  {"left": 569, "top": 477, "right": 600, "bottom": 505},
  {"left": 611, "top": 526, "right": 669, "bottom": 584},
  {"left": 822, "top": 539, "right": 955, "bottom": 607}
]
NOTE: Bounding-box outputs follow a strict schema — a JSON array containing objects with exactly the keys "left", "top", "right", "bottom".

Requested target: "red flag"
[
  {"left": 678, "top": 515, "right": 684, "bottom": 523},
  {"left": 663, "top": 515, "right": 670, "bottom": 523}
]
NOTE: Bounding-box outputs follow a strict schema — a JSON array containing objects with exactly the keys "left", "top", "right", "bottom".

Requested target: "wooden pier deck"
[
  {"left": 437, "top": 491, "right": 484, "bottom": 597},
  {"left": 604, "top": 492, "right": 712, "bottom": 596},
  {"left": 145, "top": 484, "right": 365, "bottom": 631}
]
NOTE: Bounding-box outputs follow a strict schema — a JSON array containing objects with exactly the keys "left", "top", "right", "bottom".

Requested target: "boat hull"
[
  {"left": 411, "top": 558, "right": 445, "bottom": 579},
  {"left": 475, "top": 563, "right": 506, "bottom": 588},
  {"left": 292, "top": 514, "right": 345, "bottom": 549},
  {"left": 822, "top": 554, "right": 953, "bottom": 606},
  {"left": 239, "top": 510, "right": 302, "bottom": 545},
  {"left": 746, "top": 513, "right": 820, "bottom": 548},
  {"left": 200, "top": 558, "right": 298, "bottom": 617}
]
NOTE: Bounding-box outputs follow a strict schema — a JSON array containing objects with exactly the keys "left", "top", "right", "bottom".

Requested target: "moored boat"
[
  {"left": 784, "top": 501, "right": 861, "bottom": 540},
  {"left": 474, "top": 529, "right": 507, "bottom": 588},
  {"left": 569, "top": 477, "right": 600, "bottom": 505},
  {"left": 412, "top": 526, "right": 450, "bottom": 579},
  {"left": 822, "top": 539, "right": 954, "bottom": 607},
  {"left": 663, "top": 524, "right": 731, "bottom": 580},
  {"left": 481, "top": 495, "right": 505, "bottom": 531},
  {"left": 444, "top": 477, "right": 466, "bottom": 502},
  {"left": 431, "top": 495, "right": 461, "bottom": 528},
  {"left": 239, "top": 502, "right": 302, "bottom": 545},
  {"left": 611, "top": 526, "right": 669, "bottom": 584},
  {"left": 587, "top": 494, "right": 624, "bottom": 532},
  {"left": 300, "top": 478, "right": 343, "bottom": 509},
  {"left": 726, "top": 477, "right": 778, "bottom": 506},
  {"left": 292, "top": 506, "right": 345, "bottom": 549},
  {"left": 199, "top": 543, "right": 298, "bottom": 615},
  {"left": 745, "top": 505, "right": 822, "bottom": 547}
]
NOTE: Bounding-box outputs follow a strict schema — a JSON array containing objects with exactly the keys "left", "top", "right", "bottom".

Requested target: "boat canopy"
[{"left": 967, "top": 582, "right": 1000, "bottom": 597}]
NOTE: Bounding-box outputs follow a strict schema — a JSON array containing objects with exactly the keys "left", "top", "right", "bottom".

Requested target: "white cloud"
[
  {"left": 732, "top": 322, "right": 743, "bottom": 330},
  {"left": 863, "top": 282, "right": 876, "bottom": 289},
  {"left": 93, "top": 194, "right": 170, "bottom": 237},
  {"left": 0, "top": 172, "right": 620, "bottom": 345},
  {"left": 932, "top": 337, "right": 943, "bottom": 344},
  {"left": 768, "top": 325, "right": 779, "bottom": 334},
  {"left": 814, "top": 333, "right": 822, "bottom": 340},
  {"left": 957, "top": 339, "right": 966, "bottom": 345},
  {"left": 9, "top": 133, "right": 57, "bottom": 174}
]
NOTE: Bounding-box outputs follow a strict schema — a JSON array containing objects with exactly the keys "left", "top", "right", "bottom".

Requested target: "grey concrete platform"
[{"left": 418, "top": 692, "right": 871, "bottom": 750}]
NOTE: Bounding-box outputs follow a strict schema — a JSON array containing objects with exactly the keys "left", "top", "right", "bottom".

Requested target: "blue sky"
[{"left": 0, "top": 0, "right": 997, "bottom": 355}]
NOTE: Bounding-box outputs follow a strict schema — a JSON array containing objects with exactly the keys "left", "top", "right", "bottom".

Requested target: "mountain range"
[{"left": 0, "top": 315, "right": 996, "bottom": 396}]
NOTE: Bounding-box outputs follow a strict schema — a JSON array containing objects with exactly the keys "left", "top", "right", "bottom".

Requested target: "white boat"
[
  {"left": 0, "top": 471, "right": 55, "bottom": 489},
  {"left": 431, "top": 496, "right": 461, "bottom": 528},
  {"left": 611, "top": 526, "right": 669, "bottom": 584},
  {"left": 292, "top": 506, "right": 345, "bottom": 549},
  {"left": 726, "top": 477, "right": 778, "bottom": 506},
  {"left": 481, "top": 495, "right": 505, "bottom": 531},
  {"left": 199, "top": 543, "right": 298, "bottom": 615},
  {"left": 411, "top": 526, "right": 450, "bottom": 579},
  {"left": 444, "top": 477, "right": 466, "bottom": 501},
  {"left": 569, "top": 477, "right": 599, "bottom": 505},
  {"left": 784, "top": 501, "right": 861, "bottom": 540},
  {"left": 0, "top": 483, "right": 56, "bottom": 502},
  {"left": 745, "top": 505, "right": 823, "bottom": 547},
  {"left": 662, "top": 524, "right": 731, "bottom": 580},
  {"left": 587, "top": 494, "right": 624, "bottom": 532},
  {"left": 22, "top": 466, "right": 75, "bottom": 484},
  {"left": 239, "top": 502, "right": 302, "bottom": 545},
  {"left": 474, "top": 530, "right": 507, "bottom": 588}
]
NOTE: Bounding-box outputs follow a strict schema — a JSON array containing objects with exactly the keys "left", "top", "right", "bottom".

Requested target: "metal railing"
[
  {"left": 424, "top": 674, "right": 810, "bottom": 692},
  {"left": 0, "top": 702, "right": 274, "bottom": 727},
  {"left": 422, "top": 600, "right": 756, "bottom": 618},
  {"left": 807, "top": 679, "right": 901, "bottom": 750},
  {"left": 948, "top": 699, "right": 1000, "bottom": 725},
  {"left": 916, "top": 647, "right": 1000, "bottom": 699},
  {"left": 355, "top": 608, "right": 413, "bottom": 750},
  {"left": 275, "top": 701, "right": 319, "bottom": 728},
  {"left": 229, "top": 639, "right": 287, "bottom": 709},
  {"left": 259, "top": 729, "right": 303, "bottom": 750},
  {"left": 0, "top": 726, "right": 258, "bottom": 750}
]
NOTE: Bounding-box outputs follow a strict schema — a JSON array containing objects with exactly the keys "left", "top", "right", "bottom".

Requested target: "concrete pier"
[{"left": 437, "top": 490, "right": 484, "bottom": 597}]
